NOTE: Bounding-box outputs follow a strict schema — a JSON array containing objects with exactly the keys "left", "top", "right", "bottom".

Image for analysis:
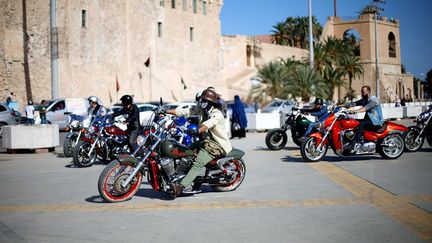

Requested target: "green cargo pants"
[{"left": 180, "top": 148, "right": 214, "bottom": 187}]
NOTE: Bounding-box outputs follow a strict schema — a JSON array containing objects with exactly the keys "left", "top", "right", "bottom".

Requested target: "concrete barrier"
[
  {"left": 246, "top": 112, "right": 280, "bottom": 131},
  {"left": 2, "top": 124, "right": 59, "bottom": 150}
]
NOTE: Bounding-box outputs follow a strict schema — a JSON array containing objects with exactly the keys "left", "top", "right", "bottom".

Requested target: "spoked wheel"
[
  {"left": 300, "top": 137, "right": 328, "bottom": 162},
  {"left": 404, "top": 128, "right": 424, "bottom": 152},
  {"left": 212, "top": 159, "right": 246, "bottom": 192},
  {"left": 265, "top": 129, "right": 288, "bottom": 150},
  {"left": 63, "top": 136, "right": 76, "bottom": 157},
  {"left": 72, "top": 140, "right": 97, "bottom": 167},
  {"left": 378, "top": 133, "right": 405, "bottom": 159},
  {"left": 98, "top": 160, "right": 143, "bottom": 203}
]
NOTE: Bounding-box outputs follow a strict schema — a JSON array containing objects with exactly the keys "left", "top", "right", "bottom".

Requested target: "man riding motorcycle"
[
  {"left": 112, "top": 95, "right": 141, "bottom": 150},
  {"left": 166, "top": 88, "right": 232, "bottom": 197},
  {"left": 347, "top": 85, "right": 384, "bottom": 150},
  {"left": 301, "top": 98, "right": 329, "bottom": 139},
  {"left": 87, "top": 96, "right": 107, "bottom": 123}
]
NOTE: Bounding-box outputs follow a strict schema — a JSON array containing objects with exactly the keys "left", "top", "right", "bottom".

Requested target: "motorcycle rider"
[
  {"left": 112, "top": 95, "right": 141, "bottom": 150},
  {"left": 166, "top": 88, "right": 232, "bottom": 197},
  {"left": 301, "top": 98, "right": 329, "bottom": 139},
  {"left": 347, "top": 85, "right": 384, "bottom": 150},
  {"left": 87, "top": 96, "right": 107, "bottom": 123}
]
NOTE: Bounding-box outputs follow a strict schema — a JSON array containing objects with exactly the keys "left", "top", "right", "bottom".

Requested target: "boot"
[{"left": 171, "top": 183, "right": 184, "bottom": 198}]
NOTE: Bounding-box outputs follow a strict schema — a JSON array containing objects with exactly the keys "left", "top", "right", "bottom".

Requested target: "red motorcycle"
[{"left": 300, "top": 107, "right": 408, "bottom": 162}]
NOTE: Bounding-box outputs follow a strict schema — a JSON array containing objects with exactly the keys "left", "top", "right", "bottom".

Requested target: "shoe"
[{"left": 171, "top": 183, "right": 184, "bottom": 198}]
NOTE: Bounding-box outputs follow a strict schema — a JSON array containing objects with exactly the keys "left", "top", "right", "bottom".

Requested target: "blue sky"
[{"left": 220, "top": 0, "right": 431, "bottom": 80}]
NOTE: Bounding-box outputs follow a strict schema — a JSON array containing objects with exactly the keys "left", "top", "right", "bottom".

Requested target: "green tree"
[
  {"left": 271, "top": 16, "right": 322, "bottom": 49},
  {"left": 339, "top": 55, "right": 364, "bottom": 101},
  {"left": 286, "top": 65, "right": 330, "bottom": 102},
  {"left": 256, "top": 61, "right": 286, "bottom": 99},
  {"left": 324, "top": 67, "right": 346, "bottom": 102}
]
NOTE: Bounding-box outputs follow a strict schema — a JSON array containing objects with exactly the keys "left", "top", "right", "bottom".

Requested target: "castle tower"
[{"left": 322, "top": 13, "right": 413, "bottom": 102}]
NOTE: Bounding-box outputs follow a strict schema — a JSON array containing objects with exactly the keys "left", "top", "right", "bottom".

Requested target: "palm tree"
[
  {"left": 312, "top": 43, "right": 332, "bottom": 76},
  {"left": 324, "top": 67, "right": 346, "bottom": 102},
  {"left": 257, "top": 61, "right": 286, "bottom": 99},
  {"left": 286, "top": 65, "right": 330, "bottom": 102},
  {"left": 271, "top": 22, "right": 288, "bottom": 45},
  {"left": 339, "top": 55, "right": 364, "bottom": 101},
  {"left": 271, "top": 16, "right": 322, "bottom": 49}
]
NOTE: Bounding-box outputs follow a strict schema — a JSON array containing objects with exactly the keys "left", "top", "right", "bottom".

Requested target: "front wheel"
[
  {"left": 98, "top": 160, "right": 143, "bottom": 203},
  {"left": 300, "top": 137, "right": 328, "bottom": 162},
  {"left": 265, "top": 129, "right": 288, "bottom": 150},
  {"left": 212, "top": 159, "right": 246, "bottom": 192},
  {"left": 404, "top": 128, "right": 424, "bottom": 152},
  {"left": 63, "top": 136, "right": 77, "bottom": 157},
  {"left": 378, "top": 133, "right": 404, "bottom": 159},
  {"left": 73, "top": 140, "right": 97, "bottom": 167}
]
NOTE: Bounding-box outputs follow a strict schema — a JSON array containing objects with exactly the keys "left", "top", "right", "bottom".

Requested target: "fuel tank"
[
  {"left": 339, "top": 118, "right": 360, "bottom": 130},
  {"left": 161, "top": 140, "right": 195, "bottom": 158},
  {"left": 105, "top": 125, "right": 129, "bottom": 136}
]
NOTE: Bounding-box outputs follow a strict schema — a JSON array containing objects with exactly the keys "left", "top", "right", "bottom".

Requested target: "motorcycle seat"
[{"left": 225, "top": 148, "right": 245, "bottom": 159}]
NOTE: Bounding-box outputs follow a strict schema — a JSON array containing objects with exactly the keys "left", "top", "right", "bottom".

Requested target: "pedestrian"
[
  {"left": 231, "top": 95, "right": 247, "bottom": 139},
  {"left": 39, "top": 100, "right": 48, "bottom": 124},
  {"left": 395, "top": 97, "right": 401, "bottom": 107},
  {"left": 400, "top": 96, "right": 406, "bottom": 106},
  {"left": 25, "top": 100, "right": 35, "bottom": 124}
]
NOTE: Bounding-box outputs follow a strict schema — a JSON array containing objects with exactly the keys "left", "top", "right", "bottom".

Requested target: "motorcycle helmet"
[
  {"left": 314, "top": 98, "right": 323, "bottom": 106},
  {"left": 88, "top": 96, "right": 98, "bottom": 104},
  {"left": 120, "top": 95, "right": 133, "bottom": 107}
]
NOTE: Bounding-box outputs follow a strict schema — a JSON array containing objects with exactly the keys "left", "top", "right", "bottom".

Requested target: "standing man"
[
  {"left": 39, "top": 100, "right": 48, "bottom": 124},
  {"left": 166, "top": 88, "right": 232, "bottom": 197},
  {"left": 25, "top": 101, "right": 35, "bottom": 124},
  {"left": 348, "top": 85, "right": 384, "bottom": 149}
]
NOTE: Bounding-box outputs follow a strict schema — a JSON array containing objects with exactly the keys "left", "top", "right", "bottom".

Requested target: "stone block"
[{"left": 2, "top": 125, "right": 59, "bottom": 149}]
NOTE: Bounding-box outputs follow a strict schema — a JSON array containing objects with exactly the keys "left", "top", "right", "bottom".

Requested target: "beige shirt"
[{"left": 175, "top": 106, "right": 232, "bottom": 153}]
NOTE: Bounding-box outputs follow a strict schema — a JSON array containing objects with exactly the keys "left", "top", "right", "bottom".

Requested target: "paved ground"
[{"left": 0, "top": 119, "right": 431, "bottom": 243}]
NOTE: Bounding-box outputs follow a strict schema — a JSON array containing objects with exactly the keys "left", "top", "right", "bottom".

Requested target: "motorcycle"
[
  {"left": 404, "top": 104, "right": 432, "bottom": 152},
  {"left": 170, "top": 116, "right": 199, "bottom": 146},
  {"left": 63, "top": 113, "right": 87, "bottom": 157},
  {"left": 72, "top": 116, "right": 130, "bottom": 167},
  {"left": 300, "top": 107, "right": 408, "bottom": 162},
  {"left": 265, "top": 108, "right": 317, "bottom": 150},
  {"left": 97, "top": 112, "right": 246, "bottom": 202}
]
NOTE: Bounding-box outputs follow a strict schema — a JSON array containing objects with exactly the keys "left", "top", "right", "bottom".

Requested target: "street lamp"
[
  {"left": 364, "top": 0, "right": 385, "bottom": 99},
  {"left": 308, "top": 0, "right": 314, "bottom": 70}
]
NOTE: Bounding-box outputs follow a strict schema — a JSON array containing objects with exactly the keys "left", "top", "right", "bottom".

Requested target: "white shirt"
[{"left": 25, "top": 105, "right": 35, "bottom": 119}]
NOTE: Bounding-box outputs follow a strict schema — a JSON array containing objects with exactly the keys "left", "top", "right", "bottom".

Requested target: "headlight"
[
  {"left": 136, "top": 135, "right": 147, "bottom": 146},
  {"left": 70, "top": 120, "right": 81, "bottom": 129}
]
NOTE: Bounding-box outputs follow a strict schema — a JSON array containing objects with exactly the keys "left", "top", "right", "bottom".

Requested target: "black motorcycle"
[
  {"left": 63, "top": 113, "right": 86, "bottom": 157},
  {"left": 265, "top": 108, "right": 315, "bottom": 150},
  {"left": 404, "top": 104, "right": 432, "bottom": 152}
]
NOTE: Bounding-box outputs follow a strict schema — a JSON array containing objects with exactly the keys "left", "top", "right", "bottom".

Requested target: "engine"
[
  {"left": 160, "top": 157, "right": 192, "bottom": 180},
  {"left": 341, "top": 130, "right": 376, "bottom": 154}
]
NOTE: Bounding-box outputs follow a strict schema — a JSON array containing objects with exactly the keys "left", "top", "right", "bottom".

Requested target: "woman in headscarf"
[{"left": 231, "top": 95, "right": 248, "bottom": 138}]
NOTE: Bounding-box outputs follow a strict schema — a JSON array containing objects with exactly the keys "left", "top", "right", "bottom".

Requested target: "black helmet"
[
  {"left": 120, "top": 95, "right": 133, "bottom": 106},
  {"left": 314, "top": 98, "right": 323, "bottom": 106}
]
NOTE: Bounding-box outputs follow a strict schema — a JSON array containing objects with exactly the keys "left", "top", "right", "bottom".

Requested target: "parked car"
[
  {"left": 110, "top": 103, "right": 157, "bottom": 127},
  {"left": 162, "top": 102, "right": 196, "bottom": 110},
  {"left": 261, "top": 99, "right": 295, "bottom": 114},
  {"left": 0, "top": 102, "right": 22, "bottom": 136},
  {"left": 43, "top": 98, "right": 89, "bottom": 130}
]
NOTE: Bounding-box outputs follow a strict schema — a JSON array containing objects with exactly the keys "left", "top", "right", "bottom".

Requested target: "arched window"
[
  {"left": 343, "top": 29, "right": 361, "bottom": 56},
  {"left": 388, "top": 32, "right": 396, "bottom": 58}
]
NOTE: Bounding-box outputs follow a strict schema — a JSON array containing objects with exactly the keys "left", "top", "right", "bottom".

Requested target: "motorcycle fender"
[
  {"left": 66, "top": 133, "right": 78, "bottom": 139},
  {"left": 117, "top": 155, "right": 139, "bottom": 165},
  {"left": 80, "top": 137, "right": 93, "bottom": 143},
  {"left": 308, "top": 132, "right": 324, "bottom": 145}
]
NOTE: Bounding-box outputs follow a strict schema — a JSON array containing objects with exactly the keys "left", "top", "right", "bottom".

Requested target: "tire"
[
  {"left": 72, "top": 140, "right": 97, "bottom": 167},
  {"left": 378, "top": 133, "right": 405, "bottom": 159},
  {"left": 63, "top": 136, "right": 76, "bottom": 157},
  {"left": 98, "top": 160, "right": 143, "bottom": 203},
  {"left": 265, "top": 129, "right": 288, "bottom": 150},
  {"left": 404, "top": 128, "right": 424, "bottom": 152},
  {"left": 300, "top": 136, "right": 328, "bottom": 162},
  {"left": 212, "top": 159, "right": 246, "bottom": 192}
]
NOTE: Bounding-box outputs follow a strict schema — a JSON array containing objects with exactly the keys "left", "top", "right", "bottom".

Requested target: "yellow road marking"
[{"left": 310, "top": 161, "right": 432, "bottom": 240}]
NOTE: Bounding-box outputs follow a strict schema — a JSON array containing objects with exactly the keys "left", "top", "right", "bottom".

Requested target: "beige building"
[{"left": 321, "top": 14, "right": 414, "bottom": 102}]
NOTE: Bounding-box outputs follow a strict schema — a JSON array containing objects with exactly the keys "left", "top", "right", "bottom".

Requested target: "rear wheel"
[
  {"left": 63, "top": 136, "right": 76, "bottom": 157},
  {"left": 73, "top": 140, "right": 97, "bottom": 167},
  {"left": 300, "top": 137, "right": 327, "bottom": 162},
  {"left": 212, "top": 159, "right": 246, "bottom": 192},
  {"left": 265, "top": 129, "right": 288, "bottom": 150},
  {"left": 98, "top": 160, "right": 143, "bottom": 203},
  {"left": 404, "top": 128, "right": 424, "bottom": 152},
  {"left": 378, "top": 133, "right": 404, "bottom": 159}
]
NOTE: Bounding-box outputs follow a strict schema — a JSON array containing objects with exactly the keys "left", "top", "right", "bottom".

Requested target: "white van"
[{"left": 43, "top": 98, "right": 88, "bottom": 129}]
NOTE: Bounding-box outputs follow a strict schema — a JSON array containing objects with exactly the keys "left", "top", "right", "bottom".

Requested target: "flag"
[
  {"left": 144, "top": 57, "right": 150, "bottom": 67},
  {"left": 181, "top": 77, "right": 187, "bottom": 90},
  {"left": 116, "top": 73, "right": 120, "bottom": 92},
  {"left": 109, "top": 90, "right": 113, "bottom": 104}
]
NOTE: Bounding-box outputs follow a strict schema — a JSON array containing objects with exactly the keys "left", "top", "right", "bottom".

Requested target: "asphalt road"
[{"left": 0, "top": 119, "right": 431, "bottom": 243}]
